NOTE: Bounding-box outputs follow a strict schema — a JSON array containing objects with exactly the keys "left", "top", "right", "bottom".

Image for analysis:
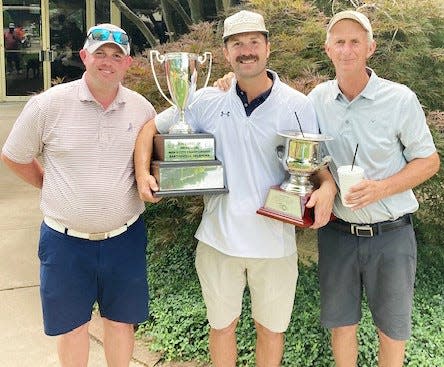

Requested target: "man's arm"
[
  {"left": 134, "top": 118, "right": 162, "bottom": 203},
  {"left": 306, "top": 168, "right": 337, "bottom": 229},
  {"left": 346, "top": 152, "right": 440, "bottom": 210},
  {"left": 1, "top": 153, "right": 44, "bottom": 189}
]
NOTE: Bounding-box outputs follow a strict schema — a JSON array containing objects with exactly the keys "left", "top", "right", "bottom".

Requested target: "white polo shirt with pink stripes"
[{"left": 2, "top": 75, "right": 156, "bottom": 233}]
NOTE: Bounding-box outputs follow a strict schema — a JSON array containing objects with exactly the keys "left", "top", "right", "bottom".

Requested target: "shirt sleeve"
[
  {"left": 398, "top": 91, "right": 436, "bottom": 161},
  {"left": 154, "top": 106, "right": 179, "bottom": 134},
  {"left": 1, "top": 96, "right": 44, "bottom": 164}
]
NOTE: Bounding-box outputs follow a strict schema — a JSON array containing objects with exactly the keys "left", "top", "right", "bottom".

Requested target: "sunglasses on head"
[{"left": 87, "top": 28, "right": 130, "bottom": 46}]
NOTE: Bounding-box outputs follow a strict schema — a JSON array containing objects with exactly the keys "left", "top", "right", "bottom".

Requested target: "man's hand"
[
  {"left": 343, "top": 179, "right": 387, "bottom": 210},
  {"left": 136, "top": 172, "right": 162, "bottom": 203},
  {"left": 306, "top": 169, "right": 337, "bottom": 229},
  {"left": 213, "top": 71, "right": 235, "bottom": 91},
  {"left": 343, "top": 153, "right": 441, "bottom": 210}
]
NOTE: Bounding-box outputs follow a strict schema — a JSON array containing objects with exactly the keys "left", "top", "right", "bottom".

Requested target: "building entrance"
[{"left": 1, "top": 0, "right": 99, "bottom": 101}]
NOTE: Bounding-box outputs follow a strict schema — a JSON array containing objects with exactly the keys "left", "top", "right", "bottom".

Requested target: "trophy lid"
[{"left": 278, "top": 131, "right": 333, "bottom": 141}]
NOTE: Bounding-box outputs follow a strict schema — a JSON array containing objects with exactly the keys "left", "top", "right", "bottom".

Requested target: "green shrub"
[
  {"left": 414, "top": 125, "right": 444, "bottom": 247},
  {"left": 125, "top": 0, "right": 443, "bottom": 109},
  {"left": 136, "top": 237, "right": 444, "bottom": 365}
]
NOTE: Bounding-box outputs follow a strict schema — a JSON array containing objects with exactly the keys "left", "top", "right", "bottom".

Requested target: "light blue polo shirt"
[{"left": 308, "top": 68, "right": 436, "bottom": 223}]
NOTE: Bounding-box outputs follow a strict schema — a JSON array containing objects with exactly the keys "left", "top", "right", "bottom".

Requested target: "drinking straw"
[
  {"left": 351, "top": 143, "right": 359, "bottom": 171},
  {"left": 294, "top": 112, "right": 305, "bottom": 138}
]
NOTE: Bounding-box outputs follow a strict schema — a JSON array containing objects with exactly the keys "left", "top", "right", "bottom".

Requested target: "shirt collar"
[
  {"left": 78, "top": 73, "right": 126, "bottom": 109},
  {"left": 235, "top": 71, "right": 274, "bottom": 116},
  {"left": 331, "top": 67, "right": 378, "bottom": 101},
  {"left": 235, "top": 70, "right": 274, "bottom": 99}
]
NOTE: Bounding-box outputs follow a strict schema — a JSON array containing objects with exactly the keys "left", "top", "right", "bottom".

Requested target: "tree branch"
[
  {"left": 110, "top": 0, "right": 158, "bottom": 47},
  {"left": 163, "top": 0, "right": 193, "bottom": 26}
]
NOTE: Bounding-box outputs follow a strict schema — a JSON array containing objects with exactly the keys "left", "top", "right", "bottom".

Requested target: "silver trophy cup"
[
  {"left": 278, "top": 131, "right": 332, "bottom": 194},
  {"left": 257, "top": 131, "right": 332, "bottom": 226},
  {"left": 150, "top": 50, "right": 212, "bottom": 134},
  {"left": 149, "top": 50, "right": 227, "bottom": 197}
]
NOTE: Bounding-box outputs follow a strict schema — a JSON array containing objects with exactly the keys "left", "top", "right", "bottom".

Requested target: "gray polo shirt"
[
  {"left": 2, "top": 75, "right": 156, "bottom": 232},
  {"left": 308, "top": 68, "right": 436, "bottom": 223}
]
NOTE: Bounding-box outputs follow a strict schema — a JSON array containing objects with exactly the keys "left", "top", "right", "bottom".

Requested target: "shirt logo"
[
  {"left": 220, "top": 111, "right": 230, "bottom": 117},
  {"left": 127, "top": 123, "right": 133, "bottom": 132}
]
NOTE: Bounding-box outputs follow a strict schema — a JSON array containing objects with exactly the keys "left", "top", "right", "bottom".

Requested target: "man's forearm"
[
  {"left": 1, "top": 154, "right": 44, "bottom": 189},
  {"left": 378, "top": 152, "right": 440, "bottom": 198},
  {"left": 317, "top": 167, "right": 337, "bottom": 196},
  {"left": 134, "top": 119, "right": 157, "bottom": 181}
]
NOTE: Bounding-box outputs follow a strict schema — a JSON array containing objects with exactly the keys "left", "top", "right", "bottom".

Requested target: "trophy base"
[
  {"left": 256, "top": 207, "right": 313, "bottom": 227},
  {"left": 154, "top": 133, "right": 216, "bottom": 161},
  {"left": 151, "top": 160, "right": 228, "bottom": 197},
  {"left": 256, "top": 186, "right": 313, "bottom": 228}
]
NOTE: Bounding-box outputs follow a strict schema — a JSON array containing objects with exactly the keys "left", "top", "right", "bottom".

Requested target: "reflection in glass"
[
  {"left": 3, "top": 0, "right": 43, "bottom": 95},
  {"left": 49, "top": 0, "right": 86, "bottom": 83},
  {"left": 95, "top": 0, "right": 110, "bottom": 26}
]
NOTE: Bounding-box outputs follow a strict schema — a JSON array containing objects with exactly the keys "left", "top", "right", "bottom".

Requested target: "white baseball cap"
[
  {"left": 223, "top": 10, "right": 269, "bottom": 41},
  {"left": 83, "top": 23, "right": 130, "bottom": 55},
  {"left": 327, "top": 10, "right": 373, "bottom": 40}
]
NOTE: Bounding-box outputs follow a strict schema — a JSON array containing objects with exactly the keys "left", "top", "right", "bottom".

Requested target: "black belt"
[{"left": 329, "top": 214, "right": 412, "bottom": 237}]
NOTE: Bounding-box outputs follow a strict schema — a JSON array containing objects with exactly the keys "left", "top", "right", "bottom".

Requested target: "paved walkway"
[{"left": 0, "top": 102, "right": 156, "bottom": 367}]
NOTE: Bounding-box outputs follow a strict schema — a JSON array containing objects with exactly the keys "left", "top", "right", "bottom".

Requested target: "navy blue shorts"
[
  {"left": 318, "top": 221, "right": 417, "bottom": 340},
  {"left": 38, "top": 217, "right": 149, "bottom": 336}
]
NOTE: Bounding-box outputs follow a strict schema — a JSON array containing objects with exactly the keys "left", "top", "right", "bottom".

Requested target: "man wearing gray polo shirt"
[
  {"left": 2, "top": 24, "right": 156, "bottom": 366},
  {"left": 308, "top": 10, "right": 440, "bottom": 366}
]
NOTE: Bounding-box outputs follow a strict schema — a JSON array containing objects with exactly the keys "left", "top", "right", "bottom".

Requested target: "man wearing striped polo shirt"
[{"left": 1, "top": 24, "right": 156, "bottom": 366}]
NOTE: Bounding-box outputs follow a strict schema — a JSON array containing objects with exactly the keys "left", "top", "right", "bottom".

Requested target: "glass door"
[
  {"left": 2, "top": 1, "right": 44, "bottom": 97},
  {"left": 49, "top": 0, "right": 86, "bottom": 84},
  {"left": 1, "top": 0, "right": 88, "bottom": 100}
]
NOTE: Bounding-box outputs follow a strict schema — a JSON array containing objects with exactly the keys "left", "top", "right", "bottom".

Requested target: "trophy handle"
[
  {"left": 150, "top": 50, "right": 176, "bottom": 107},
  {"left": 276, "top": 144, "right": 288, "bottom": 170},
  {"left": 187, "top": 51, "right": 213, "bottom": 110},
  {"left": 197, "top": 52, "right": 213, "bottom": 89}
]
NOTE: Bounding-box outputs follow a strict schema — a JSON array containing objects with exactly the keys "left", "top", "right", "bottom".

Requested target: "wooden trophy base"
[
  {"left": 152, "top": 133, "right": 228, "bottom": 197},
  {"left": 256, "top": 186, "right": 314, "bottom": 227}
]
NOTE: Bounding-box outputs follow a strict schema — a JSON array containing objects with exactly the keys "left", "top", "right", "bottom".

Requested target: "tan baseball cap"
[
  {"left": 83, "top": 23, "right": 130, "bottom": 55},
  {"left": 223, "top": 10, "right": 269, "bottom": 41},
  {"left": 327, "top": 10, "right": 373, "bottom": 40}
]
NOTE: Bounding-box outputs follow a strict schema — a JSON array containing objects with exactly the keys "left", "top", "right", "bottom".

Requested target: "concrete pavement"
[{"left": 0, "top": 102, "right": 155, "bottom": 367}]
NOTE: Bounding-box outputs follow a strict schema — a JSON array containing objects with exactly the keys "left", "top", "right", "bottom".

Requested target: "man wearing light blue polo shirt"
[{"left": 308, "top": 10, "right": 440, "bottom": 367}]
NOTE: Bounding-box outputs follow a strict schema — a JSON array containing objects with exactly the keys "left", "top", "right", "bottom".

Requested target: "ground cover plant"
[
  {"left": 128, "top": 0, "right": 444, "bottom": 365},
  {"left": 139, "top": 198, "right": 444, "bottom": 366}
]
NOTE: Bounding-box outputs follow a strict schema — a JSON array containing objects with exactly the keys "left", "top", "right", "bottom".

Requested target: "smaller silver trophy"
[
  {"left": 149, "top": 50, "right": 228, "bottom": 196},
  {"left": 257, "top": 131, "right": 332, "bottom": 227}
]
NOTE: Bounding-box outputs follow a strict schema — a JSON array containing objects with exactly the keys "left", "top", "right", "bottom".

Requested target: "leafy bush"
[
  {"left": 414, "top": 125, "right": 444, "bottom": 247},
  {"left": 125, "top": 0, "right": 443, "bottom": 109}
]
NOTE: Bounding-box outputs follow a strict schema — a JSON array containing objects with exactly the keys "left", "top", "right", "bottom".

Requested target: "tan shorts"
[{"left": 195, "top": 241, "right": 298, "bottom": 333}]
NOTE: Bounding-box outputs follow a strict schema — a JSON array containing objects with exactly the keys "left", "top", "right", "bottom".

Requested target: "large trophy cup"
[
  {"left": 150, "top": 50, "right": 228, "bottom": 196},
  {"left": 257, "top": 131, "right": 332, "bottom": 227}
]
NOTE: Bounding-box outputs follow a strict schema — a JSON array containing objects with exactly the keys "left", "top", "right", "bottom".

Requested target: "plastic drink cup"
[{"left": 337, "top": 165, "right": 365, "bottom": 207}]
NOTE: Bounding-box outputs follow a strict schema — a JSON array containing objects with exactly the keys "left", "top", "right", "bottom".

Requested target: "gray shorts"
[{"left": 318, "top": 220, "right": 417, "bottom": 340}]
